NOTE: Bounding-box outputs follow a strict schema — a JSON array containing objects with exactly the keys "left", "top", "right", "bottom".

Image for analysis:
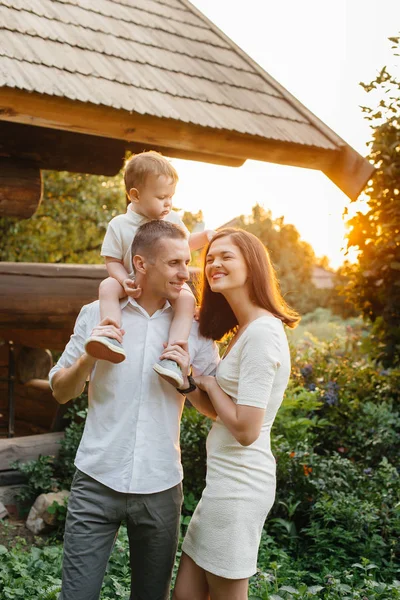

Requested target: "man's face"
[
  {"left": 144, "top": 237, "right": 191, "bottom": 301},
  {"left": 130, "top": 175, "right": 176, "bottom": 220}
]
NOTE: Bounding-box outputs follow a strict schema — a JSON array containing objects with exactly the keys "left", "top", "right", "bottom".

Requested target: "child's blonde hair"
[{"left": 124, "top": 151, "right": 179, "bottom": 195}]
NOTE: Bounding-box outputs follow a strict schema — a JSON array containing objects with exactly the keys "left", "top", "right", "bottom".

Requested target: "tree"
[
  {"left": 233, "top": 205, "right": 321, "bottom": 314},
  {"left": 0, "top": 172, "right": 205, "bottom": 265},
  {"left": 0, "top": 170, "right": 126, "bottom": 263},
  {"left": 344, "top": 36, "right": 400, "bottom": 366}
]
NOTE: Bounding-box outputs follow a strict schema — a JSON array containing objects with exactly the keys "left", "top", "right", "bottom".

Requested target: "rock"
[
  {"left": 0, "top": 501, "right": 8, "bottom": 519},
  {"left": 26, "top": 490, "right": 69, "bottom": 534}
]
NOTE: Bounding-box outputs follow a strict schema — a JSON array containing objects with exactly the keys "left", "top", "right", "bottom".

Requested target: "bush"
[
  {"left": 180, "top": 406, "right": 211, "bottom": 511},
  {"left": 12, "top": 396, "right": 87, "bottom": 509},
  {"left": 8, "top": 321, "right": 400, "bottom": 595}
]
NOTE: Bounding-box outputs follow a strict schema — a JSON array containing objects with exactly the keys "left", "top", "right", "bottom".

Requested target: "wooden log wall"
[
  {"left": 0, "top": 262, "right": 108, "bottom": 350},
  {"left": 0, "top": 158, "right": 43, "bottom": 219},
  {"left": 0, "top": 262, "right": 200, "bottom": 351},
  {"left": 0, "top": 343, "right": 59, "bottom": 436}
]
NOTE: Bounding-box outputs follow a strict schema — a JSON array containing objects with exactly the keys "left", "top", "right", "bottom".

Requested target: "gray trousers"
[{"left": 59, "top": 470, "right": 183, "bottom": 600}]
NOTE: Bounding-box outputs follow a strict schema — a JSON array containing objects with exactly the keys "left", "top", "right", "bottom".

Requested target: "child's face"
[{"left": 129, "top": 174, "right": 176, "bottom": 220}]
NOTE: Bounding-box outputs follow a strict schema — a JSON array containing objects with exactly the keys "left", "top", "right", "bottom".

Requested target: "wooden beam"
[
  {"left": 0, "top": 121, "right": 245, "bottom": 176},
  {"left": 324, "top": 145, "right": 375, "bottom": 201},
  {"left": 0, "top": 264, "right": 107, "bottom": 345},
  {"left": 0, "top": 158, "right": 42, "bottom": 218},
  {"left": 0, "top": 262, "right": 200, "bottom": 350},
  {"left": 0, "top": 87, "right": 338, "bottom": 171},
  {"left": 0, "top": 432, "right": 64, "bottom": 471},
  {"left": 0, "top": 121, "right": 127, "bottom": 176}
]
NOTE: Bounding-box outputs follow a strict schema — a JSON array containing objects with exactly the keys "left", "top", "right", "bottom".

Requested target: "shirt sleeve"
[
  {"left": 166, "top": 210, "right": 190, "bottom": 237},
  {"left": 236, "top": 322, "right": 282, "bottom": 409},
  {"left": 48, "top": 304, "right": 91, "bottom": 390},
  {"left": 101, "top": 219, "right": 123, "bottom": 260},
  {"left": 191, "top": 338, "right": 220, "bottom": 377}
]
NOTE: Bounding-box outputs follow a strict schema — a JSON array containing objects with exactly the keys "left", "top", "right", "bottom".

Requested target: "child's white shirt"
[{"left": 101, "top": 206, "right": 190, "bottom": 274}]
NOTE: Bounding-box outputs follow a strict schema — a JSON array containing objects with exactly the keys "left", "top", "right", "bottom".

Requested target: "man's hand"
[
  {"left": 160, "top": 340, "right": 190, "bottom": 387},
  {"left": 122, "top": 278, "right": 142, "bottom": 298},
  {"left": 90, "top": 317, "right": 125, "bottom": 344}
]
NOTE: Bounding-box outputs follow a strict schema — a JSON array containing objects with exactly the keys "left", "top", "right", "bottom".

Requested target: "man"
[{"left": 50, "top": 220, "right": 219, "bottom": 600}]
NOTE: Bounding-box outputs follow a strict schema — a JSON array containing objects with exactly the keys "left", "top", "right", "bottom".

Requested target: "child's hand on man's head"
[{"left": 123, "top": 278, "right": 142, "bottom": 298}]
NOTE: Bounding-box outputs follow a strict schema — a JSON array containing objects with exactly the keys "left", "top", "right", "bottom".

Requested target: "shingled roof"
[{"left": 0, "top": 0, "right": 374, "bottom": 200}]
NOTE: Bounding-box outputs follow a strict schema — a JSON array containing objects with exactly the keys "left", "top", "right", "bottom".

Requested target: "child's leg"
[
  {"left": 153, "top": 289, "right": 196, "bottom": 388},
  {"left": 99, "top": 277, "right": 126, "bottom": 325},
  {"left": 168, "top": 289, "right": 196, "bottom": 345},
  {"left": 85, "top": 277, "right": 127, "bottom": 364}
]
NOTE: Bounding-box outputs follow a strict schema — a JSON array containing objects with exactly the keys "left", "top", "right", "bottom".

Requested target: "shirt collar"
[
  {"left": 126, "top": 205, "right": 148, "bottom": 225},
  {"left": 121, "top": 297, "right": 172, "bottom": 317}
]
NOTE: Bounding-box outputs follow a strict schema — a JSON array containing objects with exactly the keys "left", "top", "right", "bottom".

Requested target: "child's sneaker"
[
  {"left": 85, "top": 336, "right": 126, "bottom": 364},
  {"left": 153, "top": 359, "right": 184, "bottom": 388}
]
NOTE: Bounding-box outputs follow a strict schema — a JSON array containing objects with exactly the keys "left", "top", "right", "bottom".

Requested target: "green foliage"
[
  {"left": 344, "top": 36, "right": 400, "bottom": 366},
  {"left": 179, "top": 406, "right": 211, "bottom": 505},
  {"left": 0, "top": 170, "right": 126, "bottom": 263},
  {"left": 12, "top": 396, "right": 88, "bottom": 507},
  {"left": 55, "top": 397, "right": 88, "bottom": 488},
  {"left": 234, "top": 205, "right": 346, "bottom": 316},
  {"left": 0, "top": 541, "right": 63, "bottom": 599},
  {"left": 7, "top": 320, "right": 400, "bottom": 596},
  {"left": 10, "top": 456, "right": 58, "bottom": 511}
]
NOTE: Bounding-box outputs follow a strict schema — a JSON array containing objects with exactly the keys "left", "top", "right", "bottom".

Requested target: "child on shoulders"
[{"left": 84, "top": 151, "right": 214, "bottom": 388}]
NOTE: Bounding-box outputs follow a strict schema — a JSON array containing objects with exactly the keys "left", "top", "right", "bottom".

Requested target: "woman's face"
[{"left": 205, "top": 235, "right": 248, "bottom": 294}]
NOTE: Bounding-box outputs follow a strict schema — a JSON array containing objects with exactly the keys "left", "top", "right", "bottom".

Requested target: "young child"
[{"left": 84, "top": 151, "right": 214, "bottom": 388}]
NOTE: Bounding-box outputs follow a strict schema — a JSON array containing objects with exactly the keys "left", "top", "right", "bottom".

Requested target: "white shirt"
[
  {"left": 49, "top": 299, "right": 219, "bottom": 494},
  {"left": 101, "top": 207, "right": 190, "bottom": 273}
]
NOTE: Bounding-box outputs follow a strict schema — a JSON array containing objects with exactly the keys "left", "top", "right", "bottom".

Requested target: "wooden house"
[{"left": 0, "top": 0, "right": 373, "bottom": 458}]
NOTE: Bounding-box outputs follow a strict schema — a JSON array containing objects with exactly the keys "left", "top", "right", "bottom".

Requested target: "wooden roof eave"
[
  {"left": 0, "top": 87, "right": 372, "bottom": 199},
  {"left": 182, "top": 0, "right": 375, "bottom": 200}
]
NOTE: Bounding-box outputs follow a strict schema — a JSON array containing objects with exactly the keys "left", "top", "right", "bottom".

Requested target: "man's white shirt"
[{"left": 49, "top": 298, "right": 219, "bottom": 494}]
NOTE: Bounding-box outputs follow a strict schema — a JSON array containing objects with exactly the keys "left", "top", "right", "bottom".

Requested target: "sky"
[{"left": 170, "top": 0, "right": 399, "bottom": 268}]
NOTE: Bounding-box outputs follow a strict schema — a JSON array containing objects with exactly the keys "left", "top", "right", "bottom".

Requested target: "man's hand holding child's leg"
[{"left": 85, "top": 317, "right": 126, "bottom": 364}]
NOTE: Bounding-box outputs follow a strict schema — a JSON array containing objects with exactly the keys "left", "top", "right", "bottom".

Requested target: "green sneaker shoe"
[
  {"left": 153, "top": 359, "right": 184, "bottom": 388},
  {"left": 85, "top": 336, "right": 126, "bottom": 364}
]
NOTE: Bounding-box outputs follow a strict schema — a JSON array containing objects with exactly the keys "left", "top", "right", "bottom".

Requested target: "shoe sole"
[
  {"left": 85, "top": 338, "right": 126, "bottom": 364},
  {"left": 153, "top": 364, "right": 184, "bottom": 388}
]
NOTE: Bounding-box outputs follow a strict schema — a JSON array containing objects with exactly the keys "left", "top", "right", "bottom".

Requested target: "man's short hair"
[
  {"left": 131, "top": 220, "right": 188, "bottom": 269},
  {"left": 124, "top": 151, "right": 179, "bottom": 195}
]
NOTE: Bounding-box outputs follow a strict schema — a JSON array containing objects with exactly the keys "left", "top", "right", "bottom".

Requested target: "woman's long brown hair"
[{"left": 198, "top": 228, "right": 300, "bottom": 341}]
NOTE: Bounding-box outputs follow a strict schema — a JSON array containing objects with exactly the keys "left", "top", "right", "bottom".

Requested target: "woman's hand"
[{"left": 194, "top": 375, "right": 216, "bottom": 394}]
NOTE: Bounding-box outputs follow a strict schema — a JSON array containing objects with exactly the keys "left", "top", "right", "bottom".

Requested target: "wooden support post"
[{"left": 0, "top": 158, "right": 43, "bottom": 218}]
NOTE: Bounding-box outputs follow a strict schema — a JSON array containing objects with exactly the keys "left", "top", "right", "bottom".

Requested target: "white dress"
[{"left": 182, "top": 316, "right": 291, "bottom": 579}]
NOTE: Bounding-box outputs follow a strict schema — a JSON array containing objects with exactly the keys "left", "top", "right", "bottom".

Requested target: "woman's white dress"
[{"left": 182, "top": 316, "right": 291, "bottom": 579}]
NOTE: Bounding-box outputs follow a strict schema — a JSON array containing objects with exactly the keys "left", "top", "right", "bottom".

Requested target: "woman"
[{"left": 163, "top": 228, "right": 299, "bottom": 600}]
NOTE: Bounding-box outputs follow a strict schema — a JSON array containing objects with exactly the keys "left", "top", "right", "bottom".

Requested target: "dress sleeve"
[
  {"left": 236, "top": 321, "right": 282, "bottom": 409},
  {"left": 101, "top": 219, "right": 123, "bottom": 260},
  {"left": 48, "top": 304, "right": 91, "bottom": 389}
]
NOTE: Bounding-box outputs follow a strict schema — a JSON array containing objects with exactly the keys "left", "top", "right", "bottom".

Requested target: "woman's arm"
[
  {"left": 196, "top": 376, "right": 265, "bottom": 446},
  {"left": 185, "top": 387, "right": 217, "bottom": 420},
  {"left": 159, "top": 340, "right": 217, "bottom": 419}
]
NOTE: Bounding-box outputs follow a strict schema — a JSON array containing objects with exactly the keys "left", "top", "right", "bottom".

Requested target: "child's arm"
[
  {"left": 188, "top": 230, "right": 215, "bottom": 251},
  {"left": 105, "top": 258, "right": 140, "bottom": 297}
]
